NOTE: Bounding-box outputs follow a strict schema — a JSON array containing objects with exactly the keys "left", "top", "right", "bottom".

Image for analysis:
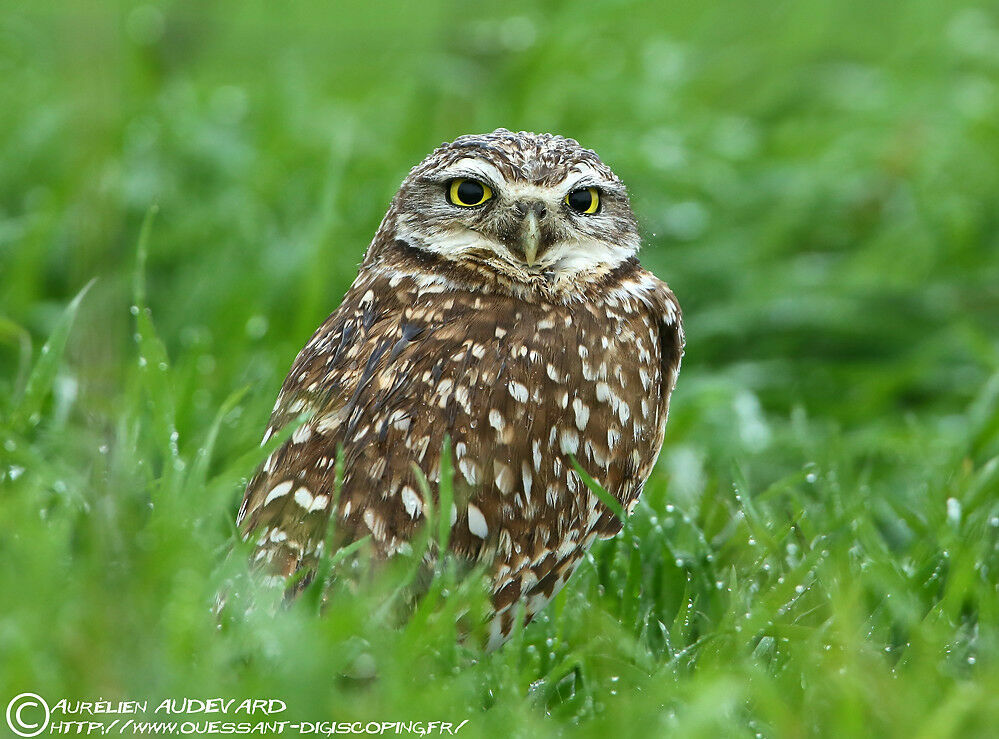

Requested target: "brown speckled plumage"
[{"left": 237, "top": 130, "right": 684, "bottom": 648}]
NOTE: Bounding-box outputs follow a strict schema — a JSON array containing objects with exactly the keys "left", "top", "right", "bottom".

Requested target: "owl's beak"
[
  {"left": 514, "top": 200, "right": 547, "bottom": 266},
  {"left": 521, "top": 210, "right": 541, "bottom": 266}
]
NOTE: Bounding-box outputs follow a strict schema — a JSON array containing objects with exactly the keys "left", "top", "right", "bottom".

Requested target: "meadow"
[{"left": 2, "top": 1, "right": 999, "bottom": 736}]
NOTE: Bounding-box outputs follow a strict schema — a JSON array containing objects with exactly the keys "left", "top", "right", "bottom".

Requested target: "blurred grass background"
[{"left": 2, "top": 0, "right": 999, "bottom": 736}]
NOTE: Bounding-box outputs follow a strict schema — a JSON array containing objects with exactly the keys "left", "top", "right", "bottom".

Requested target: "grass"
[{"left": 2, "top": 0, "right": 999, "bottom": 736}]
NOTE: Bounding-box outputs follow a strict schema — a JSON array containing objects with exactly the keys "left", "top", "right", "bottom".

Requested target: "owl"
[{"left": 237, "top": 129, "right": 684, "bottom": 649}]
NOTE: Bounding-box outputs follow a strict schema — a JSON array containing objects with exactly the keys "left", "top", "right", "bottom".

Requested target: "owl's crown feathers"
[{"left": 366, "top": 130, "right": 641, "bottom": 295}]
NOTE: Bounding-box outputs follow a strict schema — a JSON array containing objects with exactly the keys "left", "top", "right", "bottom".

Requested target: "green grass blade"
[
  {"left": 189, "top": 385, "right": 250, "bottom": 488},
  {"left": 0, "top": 316, "right": 32, "bottom": 400},
  {"left": 569, "top": 454, "right": 626, "bottom": 523},
  {"left": 12, "top": 278, "right": 94, "bottom": 430},
  {"left": 438, "top": 435, "right": 454, "bottom": 552},
  {"left": 132, "top": 206, "right": 180, "bottom": 476},
  {"left": 207, "top": 412, "right": 308, "bottom": 493}
]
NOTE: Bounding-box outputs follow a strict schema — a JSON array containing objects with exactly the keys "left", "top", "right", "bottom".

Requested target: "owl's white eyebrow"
[
  {"left": 562, "top": 165, "right": 616, "bottom": 192},
  {"left": 435, "top": 158, "right": 505, "bottom": 186}
]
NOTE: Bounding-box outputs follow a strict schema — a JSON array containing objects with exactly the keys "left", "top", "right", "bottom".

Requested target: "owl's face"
[{"left": 378, "top": 130, "right": 640, "bottom": 283}]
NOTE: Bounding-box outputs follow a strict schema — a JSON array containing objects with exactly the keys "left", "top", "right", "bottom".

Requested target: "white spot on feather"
[
  {"left": 459, "top": 457, "right": 480, "bottom": 485},
  {"left": 489, "top": 409, "right": 506, "bottom": 431},
  {"left": 522, "top": 462, "right": 533, "bottom": 499},
  {"left": 556, "top": 539, "right": 576, "bottom": 561},
  {"left": 494, "top": 461, "right": 514, "bottom": 493},
  {"left": 412, "top": 434, "right": 430, "bottom": 461},
  {"left": 389, "top": 410, "right": 411, "bottom": 431},
  {"left": 454, "top": 386, "right": 471, "bottom": 413},
  {"left": 364, "top": 508, "right": 386, "bottom": 540},
  {"left": 436, "top": 378, "right": 454, "bottom": 405},
  {"left": 508, "top": 381, "right": 529, "bottom": 403},
  {"left": 559, "top": 428, "right": 580, "bottom": 455},
  {"left": 467, "top": 504, "right": 489, "bottom": 538},
  {"left": 401, "top": 486, "right": 423, "bottom": 518},
  {"left": 294, "top": 487, "right": 315, "bottom": 510},
  {"left": 486, "top": 616, "right": 505, "bottom": 651},
  {"left": 292, "top": 424, "right": 312, "bottom": 444},
  {"left": 316, "top": 411, "right": 342, "bottom": 434},
  {"left": 264, "top": 480, "right": 293, "bottom": 506}
]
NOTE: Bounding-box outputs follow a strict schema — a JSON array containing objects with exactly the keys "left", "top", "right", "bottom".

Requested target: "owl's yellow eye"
[
  {"left": 448, "top": 178, "right": 492, "bottom": 207},
  {"left": 565, "top": 187, "right": 600, "bottom": 214}
]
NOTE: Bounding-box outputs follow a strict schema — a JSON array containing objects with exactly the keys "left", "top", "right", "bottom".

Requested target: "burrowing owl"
[{"left": 237, "top": 129, "right": 684, "bottom": 648}]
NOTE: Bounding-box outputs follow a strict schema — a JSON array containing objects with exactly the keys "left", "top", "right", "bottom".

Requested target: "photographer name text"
[{"left": 52, "top": 699, "right": 287, "bottom": 716}]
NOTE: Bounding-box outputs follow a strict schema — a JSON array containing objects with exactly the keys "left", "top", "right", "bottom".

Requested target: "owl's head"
[{"left": 372, "top": 130, "right": 640, "bottom": 286}]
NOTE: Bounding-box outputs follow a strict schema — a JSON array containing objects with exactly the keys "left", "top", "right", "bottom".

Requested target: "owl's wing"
[
  {"left": 236, "top": 282, "right": 375, "bottom": 590},
  {"left": 651, "top": 280, "right": 685, "bottom": 426},
  {"left": 236, "top": 269, "right": 496, "bottom": 593},
  {"left": 589, "top": 274, "right": 685, "bottom": 539}
]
